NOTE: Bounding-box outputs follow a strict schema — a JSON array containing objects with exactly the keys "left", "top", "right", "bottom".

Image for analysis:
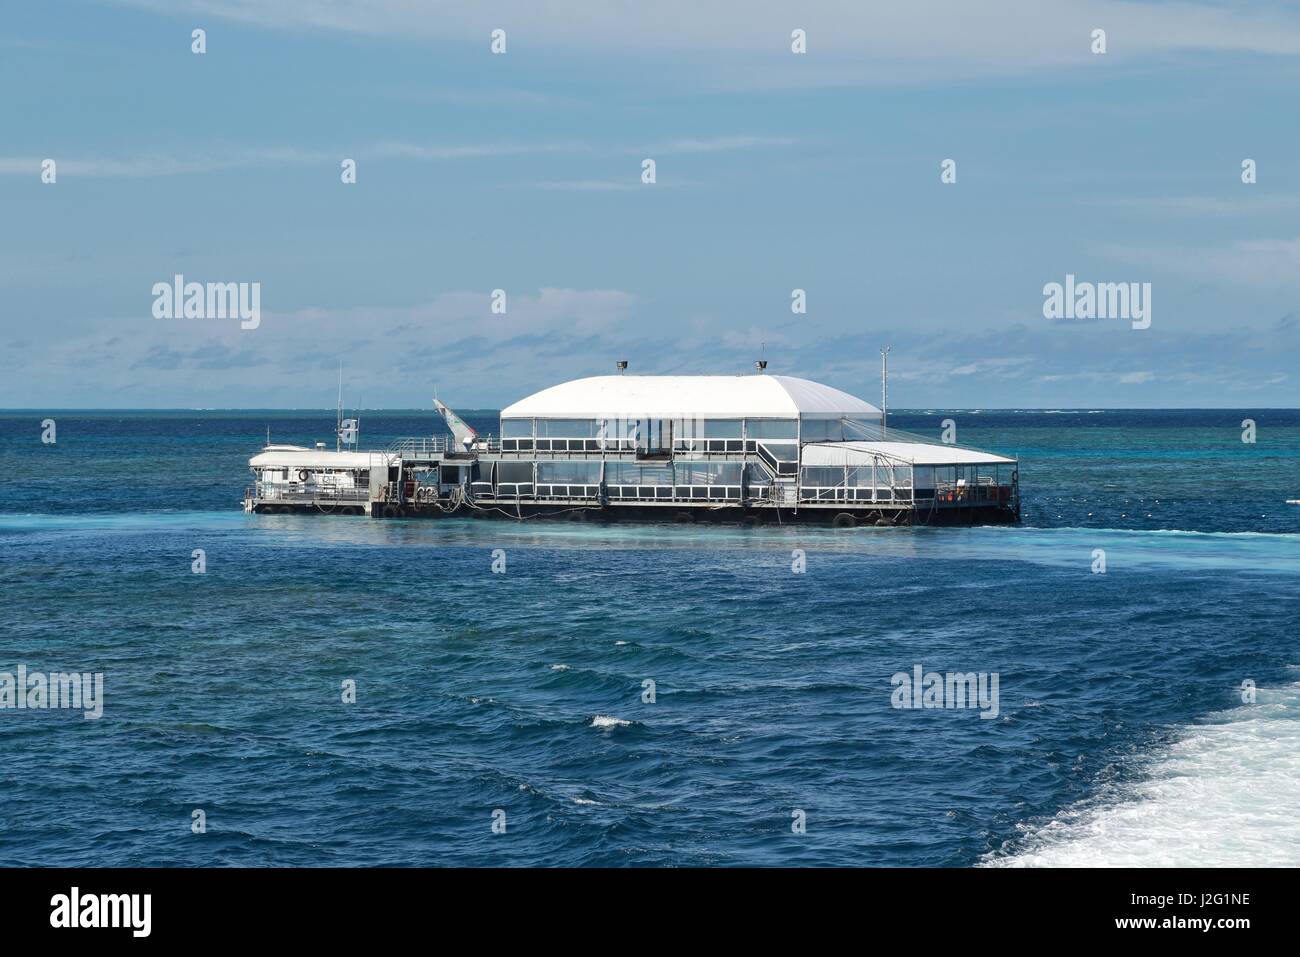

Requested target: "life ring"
[{"left": 297, "top": 468, "right": 311, "bottom": 482}]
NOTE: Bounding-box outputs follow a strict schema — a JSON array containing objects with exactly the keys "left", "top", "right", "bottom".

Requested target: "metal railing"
[
  {"left": 247, "top": 482, "right": 369, "bottom": 503},
  {"left": 796, "top": 480, "right": 1013, "bottom": 506},
  {"left": 929, "top": 481, "right": 1010, "bottom": 506},
  {"left": 388, "top": 436, "right": 502, "bottom": 456},
  {"left": 388, "top": 436, "right": 455, "bottom": 456},
  {"left": 799, "top": 485, "right": 912, "bottom": 504}
]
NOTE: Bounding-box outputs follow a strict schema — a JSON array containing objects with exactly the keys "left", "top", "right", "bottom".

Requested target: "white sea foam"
[
  {"left": 986, "top": 682, "right": 1300, "bottom": 867},
  {"left": 590, "top": 715, "right": 631, "bottom": 729}
]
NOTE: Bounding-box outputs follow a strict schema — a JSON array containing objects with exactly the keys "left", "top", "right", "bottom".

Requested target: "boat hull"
[{"left": 250, "top": 500, "right": 1019, "bottom": 526}]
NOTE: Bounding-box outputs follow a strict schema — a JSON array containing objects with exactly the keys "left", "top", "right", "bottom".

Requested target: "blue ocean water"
[{"left": 1, "top": 409, "right": 1298, "bottom": 866}]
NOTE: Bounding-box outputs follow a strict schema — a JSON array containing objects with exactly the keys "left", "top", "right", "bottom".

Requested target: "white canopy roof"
[
  {"left": 801, "top": 441, "right": 1016, "bottom": 466},
  {"left": 250, "top": 449, "right": 393, "bottom": 470},
  {"left": 501, "top": 375, "right": 882, "bottom": 420}
]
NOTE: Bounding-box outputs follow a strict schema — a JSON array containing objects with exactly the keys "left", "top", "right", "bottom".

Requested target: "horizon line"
[{"left": 3, "top": 406, "right": 1298, "bottom": 414}]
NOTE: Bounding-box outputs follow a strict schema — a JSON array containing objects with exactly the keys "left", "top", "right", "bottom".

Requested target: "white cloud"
[
  {"left": 1093, "top": 195, "right": 1300, "bottom": 216},
  {"left": 525, "top": 179, "right": 636, "bottom": 192},
  {"left": 1096, "top": 236, "right": 1300, "bottom": 288},
  {"left": 1119, "top": 370, "right": 1155, "bottom": 384},
  {"left": 109, "top": 0, "right": 1300, "bottom": 86},
  {"left": 0, "top": 134, "right": 793, "bottom": 178}
]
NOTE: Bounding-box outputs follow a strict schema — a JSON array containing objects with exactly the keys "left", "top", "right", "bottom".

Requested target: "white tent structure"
[
  {"left": 501, "top": 374, "right": 880, "bottom": 421},
  {"left": 244, "top": 373, "right": 1020, "bottom": 525},
  {"left": 800, "top": 441, "right": 1015, "bottom": 467},
  {"left": 249, "top": 446, "right": 391, "bottom": 472}
]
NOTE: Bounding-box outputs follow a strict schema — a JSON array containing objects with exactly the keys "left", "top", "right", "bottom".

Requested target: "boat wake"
[{"left": 984, "top": 678, "right": 1300, "bottom": 867}]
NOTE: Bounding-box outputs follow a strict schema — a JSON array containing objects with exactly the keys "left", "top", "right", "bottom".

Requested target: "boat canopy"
[
  {"left": 500, "top": 375, "right": 882, "bottom": 421},
  {"left": 801, "top": 441, "right": 1016, "bottom": 467},
  {"left": 249, "top": 449, "right": 392, "bottom": 470}
]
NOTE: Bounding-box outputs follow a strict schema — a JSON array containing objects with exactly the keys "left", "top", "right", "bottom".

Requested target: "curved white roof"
[
  {"left": 501, "top": 375, "right": 881, "bottom": 420},
  {"left": 250, "top": 449, "right": 393, "bottom": 469},
  {"left": 801, "top": 441, "right": 1016, "bottom": 466}
]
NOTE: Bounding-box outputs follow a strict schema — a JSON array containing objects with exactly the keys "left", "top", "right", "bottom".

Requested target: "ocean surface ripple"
[{"left": 1, "top": 409, "right": 1297, "bottom": 866}]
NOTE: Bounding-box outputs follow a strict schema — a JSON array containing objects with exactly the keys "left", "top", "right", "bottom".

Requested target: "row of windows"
[
  {"left": 798, "top": 464, "right": 1012, "bottom": 489},
  {"left": 483, "top": 461, "right": 766, "bottom": 488},
  {"left": 479, "top": 483, "right": 748, "bottom": 501},
  {"left": 499, "top": 417, "right": 879, "bottom": 441},
  {"left": 500, "top": 437, "right": 796, "bottom": 455},
  {"left": 800, "top": 466, "right": 914, "bottom": 488},
  {"left": 489, "top": 463, "right": 1009, "bottom": 490},
  {"left": 532, "top": 461, "right": 748, "bottom": 485}
]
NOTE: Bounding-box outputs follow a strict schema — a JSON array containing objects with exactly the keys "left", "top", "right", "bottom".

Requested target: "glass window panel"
[
  {"left": 605, "top": 463, "right": 637, "bottom": 485},
  {"left": 497, "top": 462, "right": 534, "bottom": 483},
  {"left": 501, "top": 418, "right": 533, "bottom": 438},
  {"left": 761, "top": 442, "right": 798, "bottom": 462},
  {"left": 842, "top": 417, "right": 881, "bottom": 438},
  {"left": 800, "top": 467, "right": 845, "bottom": 487},
  {"left": 606, "top": 463, "right": 672, "bottom": 485},
  {"left": 847, "top": 466, "right": 874, "bottom": 487},
  {"left": 676, "top": 461, "right": 742, "bottom": 485},
  {"left": 537, "top": 461, "right": 601, "bottom": 483},
  {"left": 675, "top": 462, "right": 703, "bottom": 485},
  {"left": 800, "top": 418, "right": 840, "bottom": 442},
  {"left": 709, "top": 462, "right": 742, "bottom": 485},
  {"left": 702, "top": 419, "right": 742, "bottom": 438},
  {"left": 538, "top": 419, "right": 597, "bottom": 437},
  {"left": 673, "top": 417, "right": 705, "bottom": 441},
  {"left": 747, "top": 419, "right": 798, "bottom": 440}
]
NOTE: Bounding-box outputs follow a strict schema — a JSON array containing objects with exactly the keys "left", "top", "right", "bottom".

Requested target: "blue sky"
[{"left": 2, "top": 0, "right": 1299, "bottom": 409}]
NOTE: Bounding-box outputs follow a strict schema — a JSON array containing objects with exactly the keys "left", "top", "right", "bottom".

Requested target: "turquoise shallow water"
[{"left": 1, "top": 410, "right": 1298, "bottom": 865}]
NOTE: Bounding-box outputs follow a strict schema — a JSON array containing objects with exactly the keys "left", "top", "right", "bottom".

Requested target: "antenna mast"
[
  {"left": 336, "top": 361, "right": 343, "bottom": 452},
  {"left": 881, "top": 346, "right": 891, "bottom": 438}
]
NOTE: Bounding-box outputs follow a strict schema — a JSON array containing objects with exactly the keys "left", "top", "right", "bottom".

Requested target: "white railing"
[
  {"left": 799, "top": 485, "right": 911, "bottom": 504},
  {"left": 249, "top": 482, "right": 369, "bottom": 503},
  {"left": 389, "top": 436, "right": 502, "bottom": 456}
]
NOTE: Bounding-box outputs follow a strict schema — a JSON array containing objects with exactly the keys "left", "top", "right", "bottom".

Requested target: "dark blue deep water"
[{"left": 1, "top": 409, "right": 1298, "bottom": 866}]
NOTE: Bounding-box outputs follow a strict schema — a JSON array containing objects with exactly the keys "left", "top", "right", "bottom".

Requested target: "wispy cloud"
[
  {"left": 525, "top": 179, "right": 638, "bottom": 192},
  {"left": 1096, "top": 236, "right": 1300, "bottom": 288},
  {"left": 0, "top": 142, "right": 577, "bottom": 178},
  {"left": 10, "top": 292, "right": 1295, "bottom": 407},
  {"left": 0, "top": 134, "right": 795, "bottom": 177},
  {"left": 1093, "top": 194, "right": 1300, "bottom": 216},
  {"left": 108, "top": 0, "right": 1300, "bottom": 87}
]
